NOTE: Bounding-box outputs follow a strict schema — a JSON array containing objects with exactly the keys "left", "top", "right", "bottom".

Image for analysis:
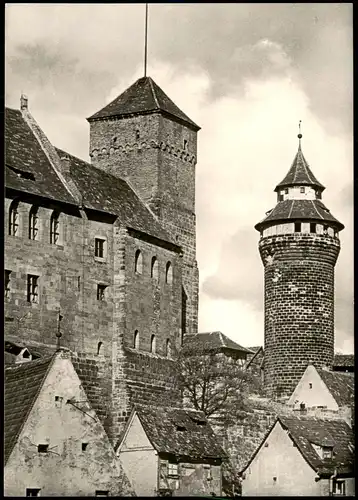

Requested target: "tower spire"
[
  {"left": 144, "top": 3, "right": 148, "bottom": 77},
  {"left": 298, "top": 120, "right": 302, "bottom": 149}
]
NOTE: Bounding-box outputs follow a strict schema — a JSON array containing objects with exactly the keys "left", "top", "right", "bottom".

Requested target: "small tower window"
[
  {"left": 5, "top": 270, "right": 11, "bottom": 298},
  {"left": 278, "top": 194, "right": 284, "bottom": 202},
  {"left": 323, "top": 225, "right": 328, "bottom": 235},
  {"left": 135, "top": 250, "right": 143, "bottom": 274},
  {"left": 165, "top": 262, "right": 173, "bottom": 284},
  {"left": 50, "top": 211, "right": 60, "bottom": 244},
  {"left": 95, "top": 238, "right": 106, "bottom": 259},
  {"left": 97, "top": 342, "right": 103, "bottom": 355},
  {"left": 300, "top": 187, "right": 305, "bottom": 193},
  {"left": 294, "top": 222, "right": 301, "bottom": 232},
  {"left": 150, "top": 334, "right": 156, "bottom": 354},
  {"left": 82, "top": 443, "right": 88, "bottom": 451},
  {"left": 29, "top": 206, "right": 39, "bottom": 240},
  {"left": 183, "top": 139, "right": 188, "bottom": 150},
  {"left": 134, "top": 330, "right": 139, "bottom": 349},
  {"left": 9, "top": 200, "right": 19, "bottom": 236},
  {"left": 97, "top": 284, "right": 107, "bottom": 301},
  {"left": 136, "top": 129, "right": 140, "bottom": 140},
  {"left": 151, "top": 256, "right": 158, "bottom": 280},
  {"left": 37, "top": 444, "right": 49, "bottom": 453},
  {"left": 27, "top": 275, "right": 39, "bottom": 303},
  {"left": 310, "top": 223, "right": 316, "bottom": 233}
]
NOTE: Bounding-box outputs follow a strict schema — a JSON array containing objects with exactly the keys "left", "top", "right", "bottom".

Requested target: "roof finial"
[
  {"left": 56, "top": 309, "right": 63, "bottom": 351},
  {"left": 298, "top": 120, "right": 302, "bottom": 149},
  {"left": 144, "top": 3, "right": 148, "bottom": 77}
]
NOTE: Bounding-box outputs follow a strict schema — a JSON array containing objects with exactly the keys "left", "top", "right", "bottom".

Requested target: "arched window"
[
  {"left": 29, "top": 206, "right": 39, "bottom": 240},
  {"left": 151, "top": 256, "right": 158, "bottom": 280},
  {"left": 166, "top": 339, "right": 172, "bottom": 358},
  {"left": 134, "top": 330, "right": 139, "bottom": 349},
  {"left": 9, "top": 200, "right": 19, "bottom": 236},
  {"left": 150, "top": 334, "right": 156, "bottom": 354},
  {"left": 165, "top": 262, "right": 173, "bottom": 284},
  {"left": 50, "top": 211, "right": 60, "bottom": 244},
  {"left": 135, "top": 250, "right": 143, "bottom": 274},
  {"left": 97, "top": 342, "right": 103, "bottom": 355}
]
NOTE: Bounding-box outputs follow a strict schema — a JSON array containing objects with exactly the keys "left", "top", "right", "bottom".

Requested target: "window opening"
[
  {"left": 309, "top": 383, "right": 312, "bottom": 389},
  {"left": 77, "top": 276, "right": 81, "bottom": 290},
  {"left": 95, "top": 491, "right": 109, "bottom": 497},
  {"left": 136, "top": 129, "right": 140, "bottom": 140},
  {"left": 166, "top": 339, "right": 171, "bottom": 358},
  {"left": 134, "top": 330, "right": 139, "bottom": 349},
  {"left": 181, "top": 287, "right": 187, "bottom": 344},
  {"left": 37, "top": 444, "right": 49, "bottom": 453},
  {"left": 5, "top": 270, "right": 11, "bottom": 298},
  {"left": 26, "top": 489, "right": 41, "bottom": 497},
  {"left": 97, "top": 342, "right": 103, "bottom": 355},
  {"left": 333, "top": 479, "right": 346, "bottom": 496},
  {"left": 97, "top": 284, "right": 107, "bottom": 301},
  {"left": 150, "top": 334, "right": 156, "bottom": 354},
  {"left": 82, "top": 443, "right": 88, "bottom": 451},
  {"left": 284, "top": 188, "right": 289, "bottom": 194},
  {"left": 294, "top": 222, "right": 301, "bottom": 232},
  {"left": 50, "top": 212, "right": 60, "bottom": 244},
  {"left": 95, "top": 238, "right": 105, "bottom": 258},
  {"left": 151, "top": 256, "right": 158, "bottom": 280},
  {"left": 29, "top": 206, "right": 39, "bottom": 240},
  {"left": 300, "top": 187, "right": 305, "bottom": 193},
  {"left": 278, "top": 194, "right": 283, "bottom": 202},
  {"left": 165, "top": 262, "right": 173, "bottom": 284},
  {"left": 310, "top": 223, "right": 316, "bottom": 233},
  {"left": 135, "top": 250, "right": 143, "bottom": 274},
  {"left": 322, "top": 446, "right": 333, "bottom": 459},
  {"left": 27, "top": 275, "right": 39, "bottom": 303},
  {"left": 9, "top": 201, "right": 20, "bottom": 236},
  {"left": 168, "top": 463, "right": 179, "bottom": 477},
  {"left": 183, "top": 139, "right": 188, "bottom": 150}
]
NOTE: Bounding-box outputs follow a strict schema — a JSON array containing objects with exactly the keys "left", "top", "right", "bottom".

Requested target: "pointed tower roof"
[
  {"left": 274, "top": 142, "right": 325, "bottom": 193},
  {"left": 87, "top": 76, "right": 200, "bottom": 131}
]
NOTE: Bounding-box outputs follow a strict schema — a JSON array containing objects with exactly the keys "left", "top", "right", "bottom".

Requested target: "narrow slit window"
[
  {"left": 165, "top": 262, "right": 173, "bottom": 284},
  {"left": 151, "top": 256, "right": 158, "bottom": 280},
  {"left": 50, "top": 211, "right": 60, "bottom": 244},
  {"left": 136, "top": 129, "right": 140, "bottom": 140},
  {"left": 29, "top": 206, "right": 39, "bottom": 240},
  {"left": 150, "top": 334, "right": 156, "bottom": 354},
  {"left": 134, "top": 330, "right": 139, "bottom": 349},
  {"left": 9, "top": 200, "right": 19, "bottom": 236},
  {"left": 183, "top": 139, "right": 188, "bottom": 150},
  {"left": 27, "top": 275, "right": 39, "bottom": 303},
  {"left": 294, "top": 222, "right": 301, "bottom": 233},
  {"left": 95, "top": 238, "right": 105, "bottom": 258},
  {"left": 97, "top": 284, "right": 107, "bottom": 301},
  {"left": 135, "top": 250, "right": 143, "bottom": 274},
  {"left": 5, "top": 270, "right": 11, "bottom": 298},
  {"left": 97, "top": 342, "right": 103, "bottom": 355}
]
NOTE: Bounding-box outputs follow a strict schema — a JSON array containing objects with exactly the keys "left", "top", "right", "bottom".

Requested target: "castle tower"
[
  {"left": 87, "top": 77, "right": 200, "bottom": 334},
  {"left": 255, "top": 132, "right": 344, "bottom": 398}
]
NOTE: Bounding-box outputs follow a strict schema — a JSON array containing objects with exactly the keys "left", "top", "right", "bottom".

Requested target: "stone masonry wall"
[{"left": 258, "top": 233, "right": 340, "bottom": 398}]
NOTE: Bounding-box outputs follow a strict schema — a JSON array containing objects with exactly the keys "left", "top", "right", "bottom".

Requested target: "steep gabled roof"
[
  {"left": 87, "top": 76, "right": 200, "bottom": 131},
  {"left": 279, "top": 416, "right": 354, "bottom": 476},
  {"left": 317, "top": 369, "right": 354, "bottom": 408},
  {"left": 5, "top": 108, "right": 76, "bottom": 205},
  {"left": 182, "top": 331, "right": 253, "bottom": 355},
  {"left": 274, "top": 144, "right": 325, "bottom": 192},
  {"left": 254, "top": 199, "right": 344, "bottom": 232},
  {"left": 5, "top": 356, "right": 55, "bottom": 463},
  {"left": 122, "top": 405, "right": 226, "bottom": 460}
]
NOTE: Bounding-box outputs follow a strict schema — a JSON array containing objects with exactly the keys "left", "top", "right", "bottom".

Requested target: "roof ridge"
[
  {"left": 310, "top": 199, "right": 324, "bottom": 219},
  {"left": 148, "top": 77, "right": 160, "bottom": 109}
]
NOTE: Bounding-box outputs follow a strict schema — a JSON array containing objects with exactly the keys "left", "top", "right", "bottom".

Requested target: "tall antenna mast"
[{"left": 144, "top": 3, "right": 149, "bottom": 77}]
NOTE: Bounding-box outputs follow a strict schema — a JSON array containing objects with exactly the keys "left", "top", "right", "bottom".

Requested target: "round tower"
[{"left": 255, "top": 131, "right": 344, "bottom": 399}]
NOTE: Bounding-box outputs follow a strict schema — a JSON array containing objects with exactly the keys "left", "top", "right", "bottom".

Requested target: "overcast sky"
[{"left": 5, "top": 3, "right": 353, "bottom": 353}]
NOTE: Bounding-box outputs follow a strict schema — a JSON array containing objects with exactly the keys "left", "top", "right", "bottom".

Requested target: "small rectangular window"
[
  {"left": 97, "top": 284, "right": 107, "bottom": 301},
  {"left": 37, "top": 444, "right": 49, "bottom": 453},
  {"left": 322, "top": 446, "right": 333, "bottom": 459},
  {"left": 95, "top": 492, "right": 109, "bottom": 497},
  {"left": 168, "top": 463, "right": 179, "bottom": 477},
  {"left": 26, "top": 489, "right": 41, "bottom": 497},
  {"left": 50, "top": 214, "right": 60, "bottom": 244},
  {"left": 5, "top": 270, "right": 11, "bottom": 298},
  {"left": 95, "top": 238, "right": 105, "bottom": 258},
  {"left": 82, "top": 443, "right": 88, "bottom": 451},
  {"left": 29, "top": 210, "right": 39, "bottom": 240},
  {"left": 27, "top": 275, "right": 39, "bottom": 303},
  {"left": 278, "top": 194, "right": 284, "bottom": 202},
  {"left": 294, "top": 222, "right": 301, "bottom": 232},
  {"left": 300, "top": 187, "right": 305, "bottom": 193},
  {"left": 333, "top": 479, "right": 346, "bottom": 496},
  {"left": 310, "top": 223, "right": 316, "bottom": 233},
  {"left": 284, "top": 188, "right": 288, "bottom": 194}
]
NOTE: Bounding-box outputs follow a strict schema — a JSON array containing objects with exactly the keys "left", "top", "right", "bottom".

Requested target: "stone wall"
[{"left": 258, "top": 233, "right": 340, "bottom": 398}]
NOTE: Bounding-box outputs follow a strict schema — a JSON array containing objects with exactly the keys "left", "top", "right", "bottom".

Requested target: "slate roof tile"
[
  {"left": 279, "top": 416, "right": 354, "bottom": 476},
  {"left": 275, "top": 146, "right": 325, "bottom": 192},
  {"left": 317, "top": 369, "right": 354, "bottom": 408},
  {"left": 88, "top": 76, "right": 200, "bottom": 131},
  {"left": 183, "top": 331, "right": 253, "bottom": 355},
  {"left": 5, "top": 356, "right": 54, "bottom": 463},
  {"left": 134, "top": 405, "right": 226, "bottom": 459},
  {"left": 5, "top": 108, "right": 75, "bottom": 205},
  {"left": 333, "top": 354, "right": 354, "bottom": 369}
]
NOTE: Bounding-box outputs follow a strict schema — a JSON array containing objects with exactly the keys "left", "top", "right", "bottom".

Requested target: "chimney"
[{"left": 20, "top": 94, "right": 28, "bottom": 111}]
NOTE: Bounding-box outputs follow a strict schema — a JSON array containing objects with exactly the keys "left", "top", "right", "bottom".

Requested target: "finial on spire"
[
  {"left": 298, "top": 120, "right": 302, "bottom": 139},
  {"left": 144, "top": 3, "right": 148, "bottom": 77}
]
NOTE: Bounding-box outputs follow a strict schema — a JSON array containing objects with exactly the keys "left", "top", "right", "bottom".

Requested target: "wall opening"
[
  {"left": 181, "top": 287, "right": 187, "bottom": 345},
  {"left": 9, "top": 199, "right": 19, "bottom": 236},
  {"left": 310, "top": 222, "right": 316, "bottom": 233},
  {"left": 150, "top": 334, "right": 156, "bottom": 354},
  {"left": 97, "top": 341, "right": 103, "bottom": 355},
  {"left": 37, "top": 444, "right": 49, "bottom": 453},
  {"left": 165, "top": 261, "right": 173, "bottom": 284},
  {"left": 151, "top": 256, "right": 159, "bottom": 280},
  {"left": 294, "top": 222, "right": 301, "bottom": 232},
  {"left": 135, "top": 250, "right": 143, "bottom": 274},
  {"left": 26, "top": 489, "right": 41, "bottom": 497},
  {"left": 82, "top": 443, "right": 88, "bottom": 451},
  {"left": 134, "top": 330, "right": 139, "bottom": 349}
]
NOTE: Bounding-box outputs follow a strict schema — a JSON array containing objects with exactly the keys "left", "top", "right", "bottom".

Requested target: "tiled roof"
[
  {"left": 245, "top": 346, "right": 264, "bottom": 370},
  {"left": 5, "top": 356, "right": 54, "bottom": 463},
  {"left": 133, "top": 405, "right": 226, "bottom": 459},
  {"left": 255, "top": 199, "right": 344, "bottom": 231},
  {"left": 275, "top": 145, "right": 325, "bottom": 192},
  {"left": 56, "top": 148, "right": 176, "bottom": 245},
  {"left": 5, "top": 334, "right": 58, "bottom": 359},
  {"left": 182, "top": 331, "right": 254, "bottom": 355},
  {"left": 317, "top": 369, "right": 354, "bottom": 408},
  {"left": 87, "top": 76, "right": 200, "bottom": 131},
  {"left": 333, "top": 354, "right": 354, "bottom": 369},
  {"left": 279, "top": 416, "right": 354, "bottom": 476},
  {"left": 5, "top": 108, "right": 75, "bottom": 205}
]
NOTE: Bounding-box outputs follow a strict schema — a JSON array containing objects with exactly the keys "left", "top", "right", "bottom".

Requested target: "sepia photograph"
[{"left": 5, "top": 3, "right": 353, "bottom": 497}]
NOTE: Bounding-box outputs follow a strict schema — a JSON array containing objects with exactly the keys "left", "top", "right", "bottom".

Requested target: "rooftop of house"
[
  {"left": 182, "top": 331, "right": 254, "bottom": 356},
  {"left": 87, "top": 76, "right": 200, "bottom": 131},
  {"left": 122, "top": 405, "right": 226, "bottom": 460},
  {"left": 4, "top": 355, "right": 55, "bottom": 463},
  {"left": 274, "top": 143, "right": 325, "bottom": 192},
  {"left": 279, "top": 416, "right": 354, "bottom": 477},
  {"left": 333, "top": 354, "right": 354, "bottom": 370},
  {"left": 5, "top": 106, "right": 177, "bottom": 247},
  {"left": 317, "top": 369, "right": 354, "bottom": 408}
]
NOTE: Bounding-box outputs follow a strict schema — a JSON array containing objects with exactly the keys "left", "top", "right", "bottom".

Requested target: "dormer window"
[{"left": 322, "top": 446, "right": 333, "bottom": 459}]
